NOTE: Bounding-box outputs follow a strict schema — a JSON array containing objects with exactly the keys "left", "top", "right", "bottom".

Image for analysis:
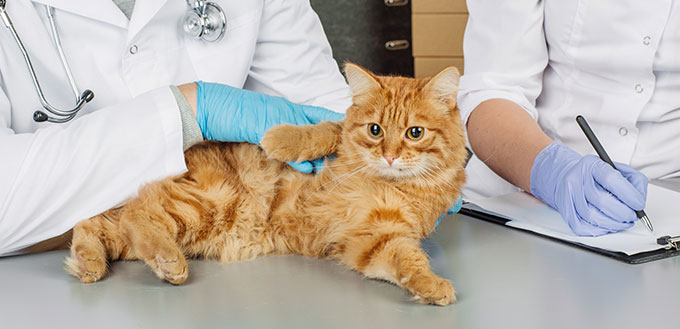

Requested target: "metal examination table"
[{"left": 2, "top": 181, "right": 680, "bottom": 329}]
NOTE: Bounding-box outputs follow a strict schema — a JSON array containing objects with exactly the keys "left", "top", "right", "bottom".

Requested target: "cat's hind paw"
[
  {"left": 408, "top": 275, "right": 456, "bottom": 306},
  {"left": 64, "top": 250, "right": 108, "bottom": 283},
  {"left": 144, "top": 248, "right": 189, "bottom": 285}
]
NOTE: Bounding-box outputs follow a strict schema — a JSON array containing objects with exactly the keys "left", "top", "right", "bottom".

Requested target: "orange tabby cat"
[{"left": 65, "top": 63, "right": 466, "bottom": 306}]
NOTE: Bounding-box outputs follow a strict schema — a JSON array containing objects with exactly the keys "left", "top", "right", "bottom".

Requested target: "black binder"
[{"left": 460, "top": 205, "right": 680, "bottom": 264}]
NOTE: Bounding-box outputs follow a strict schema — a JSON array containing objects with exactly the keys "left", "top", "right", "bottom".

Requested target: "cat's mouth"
[{"left": 374, "top": 163, "right": 413, "bottom": 179}]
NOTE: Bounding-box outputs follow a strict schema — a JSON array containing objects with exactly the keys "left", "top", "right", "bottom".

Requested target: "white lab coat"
[
  {"left": 0, "top": 0, "right": 352, "bottom": 255},
  {"left": 458, "top": 0, "right": 680, "bottom": 201}
]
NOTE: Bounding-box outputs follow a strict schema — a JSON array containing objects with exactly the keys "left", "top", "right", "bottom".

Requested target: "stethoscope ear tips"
[
  {"left": 81, "top": 90, "right": 94, "bottom": 103},
  {"left": 33, "top": 111, "right": 49, "bottom": 122}
]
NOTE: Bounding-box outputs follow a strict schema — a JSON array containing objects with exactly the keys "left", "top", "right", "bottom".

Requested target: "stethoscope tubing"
[
  {"left": 0, "top": 3, "right": 90, "bottom": 122},
  {"left": 46, "top": 6, "right": 80, "bottom": 104}
]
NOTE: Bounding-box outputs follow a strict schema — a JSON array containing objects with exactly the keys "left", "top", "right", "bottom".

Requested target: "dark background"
[{"left": 309, "top": 0, "right": 413, "bottom": 77}]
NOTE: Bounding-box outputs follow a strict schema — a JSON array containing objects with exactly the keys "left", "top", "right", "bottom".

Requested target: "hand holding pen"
[
  {"left": 530, "top": 122, "right": 649, "bottom": 236},
  {"left": 576, "top": 115, "right": 653, "bottom": 232}
]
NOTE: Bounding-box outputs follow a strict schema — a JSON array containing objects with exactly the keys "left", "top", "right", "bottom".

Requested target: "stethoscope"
[{"left": 0, "top": 0, "right": 226, "bottom": 123}]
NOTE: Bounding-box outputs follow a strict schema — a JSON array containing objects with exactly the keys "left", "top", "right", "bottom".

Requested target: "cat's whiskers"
[
  {"left": 317, "top": 155, "right": 365, "bottom": 170},
  {"left": 318, "top": 159, "right": 359, "bottom": 181},
  {"left": 409, "top": 163, "right": 442, "bottom": 188},
  {"left": 322, "top": 164, "right": 369, "bottom": 194},
  {"left": 413, "top": 170, "right": 434, "bottom": 189},
  {"left": 431, "top": 163, "right": 461, "bottom": 172},
  {"left": 417, "top": 170, "right": 445, "bottom": 191},
  {"left": 316, "top": 155, "right": 367, "bottom": 185},
  {"left": 408, "top": 161, "right": 452, "bottom": 187},
  {"left": 422, "top": 167, "right": 459, "bottom": 191},
  {"left": 329, "top": 162, "right": 368, "bottom": 185}
]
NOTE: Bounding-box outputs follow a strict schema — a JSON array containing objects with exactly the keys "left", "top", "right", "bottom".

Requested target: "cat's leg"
[
  {"left": 260, "top": 121, "right": 343, "bottom": 162},
  {"left": 118, "top": 194, "right": 189, "bottom": 285},
  {"left": 341, "top": 235, "right": 455, "bottom": 306},
  {"left": 65, "top": 209, "right": 130, "bottom": 283}
]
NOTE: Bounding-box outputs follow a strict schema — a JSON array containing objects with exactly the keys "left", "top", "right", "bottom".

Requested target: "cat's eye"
[
  {"left": 368, "top": 123, "right": 384, "bottom": 138},
  {"left": 406, "top": 127, "right": 424, "bottom": 140}
]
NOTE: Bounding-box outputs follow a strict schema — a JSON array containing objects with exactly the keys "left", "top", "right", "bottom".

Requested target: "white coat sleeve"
[
  {"left": 243, "top": 0, "right": 352, "bottom": 114},
  {"left": 457, "top": 0, "right": 548, "bottom": 125},
  {"left": 0, "top": 86, "right": 187, "bottom": 256}
]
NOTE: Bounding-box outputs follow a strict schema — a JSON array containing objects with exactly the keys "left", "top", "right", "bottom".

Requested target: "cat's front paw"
[
  {"left": 260, "top": 124, "right": 304, "bottom": 162},
  {"left": 64, "top": 248, "right": 108, "bottom": 283},
  {"left": 155, "top": 255, "right": 188, "bottom": 285},
  {"left": 407, "top": 275, "right": 456, "bottom": 306}
]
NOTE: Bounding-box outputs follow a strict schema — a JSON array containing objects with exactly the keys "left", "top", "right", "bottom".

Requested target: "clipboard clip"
[{"left": 656, "top": 236, "right": 680, "bottom": 250}]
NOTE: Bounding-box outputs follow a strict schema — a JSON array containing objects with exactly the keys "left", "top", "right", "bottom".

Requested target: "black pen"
[{"left": 576, "top": 115, "right": 653, "bottom": 232}]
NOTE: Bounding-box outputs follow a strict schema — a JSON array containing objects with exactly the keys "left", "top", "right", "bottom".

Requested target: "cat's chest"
[{"left": 350, "top": 184, "right": 422, "bottom": 215}]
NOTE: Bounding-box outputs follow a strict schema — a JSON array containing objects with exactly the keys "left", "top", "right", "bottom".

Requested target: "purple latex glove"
[{"left": 530, "top": 142, "right": 648, "bottom": 236}]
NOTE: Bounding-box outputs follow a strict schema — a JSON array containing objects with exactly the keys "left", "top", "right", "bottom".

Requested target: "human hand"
[
  {"left": 195, "top": 81, "right": 344, "bottom": 144},
  {"left": 194, "top": 81, "right": 344, "bottom": 173},
  {"left": 435, "top": 197, "right": 463, "bottom": 228},
  {"left": 530, "top": 142, "right": 648, "bottom": 236}
]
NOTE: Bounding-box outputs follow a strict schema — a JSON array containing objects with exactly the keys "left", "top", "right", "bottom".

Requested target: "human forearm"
[{"left": 466, "top": 98, "right": 552, "bottom": 191}]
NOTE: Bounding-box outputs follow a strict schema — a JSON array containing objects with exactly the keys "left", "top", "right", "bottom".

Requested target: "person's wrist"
[
  {"left": 194, "top": 81, "right": 218, "bottom": 141},
  {"left": 177, "top": 83, "right": 198, "bottom": 117},
  {"left": 529, "top": 142, "right": 581, "bottom": 208}
]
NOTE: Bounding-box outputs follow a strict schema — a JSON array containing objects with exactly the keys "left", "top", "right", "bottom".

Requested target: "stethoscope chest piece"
[{"left": 183, "top": 1, "right": 226, "bottom": 42}]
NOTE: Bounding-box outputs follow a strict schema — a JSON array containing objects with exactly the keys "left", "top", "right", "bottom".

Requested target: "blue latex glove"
[
  {"left": 530, "top": 142, "right": 648, "bottom": 236},
  {"left": 196, "top": 81, "right": 344, "bottom": 173},
  {"left": 435, "top": 197, "right": 463, "bottom": 228},
  {"left": 288, "top": 158, "right": 326, "bottom": 174},
  {"left": 291, "top": 155, "right": 339, "bottom": 174}
]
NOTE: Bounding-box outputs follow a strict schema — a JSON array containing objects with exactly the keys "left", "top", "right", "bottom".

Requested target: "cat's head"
[{"left": 339, "top": 63, "right": 467, "bottom": 181}]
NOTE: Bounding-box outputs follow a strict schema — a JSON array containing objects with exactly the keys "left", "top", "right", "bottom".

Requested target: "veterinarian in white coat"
[
  {"left": 0, "top": 0, "right": 352, "bottom": 256},
  {"left": 458, "top": 0, "right": 680, "bottom": 236}
]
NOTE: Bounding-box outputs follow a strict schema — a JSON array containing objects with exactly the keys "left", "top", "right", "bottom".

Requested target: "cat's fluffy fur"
[{"left": 65, "top": 64, "right": 467, "bottom": 306}]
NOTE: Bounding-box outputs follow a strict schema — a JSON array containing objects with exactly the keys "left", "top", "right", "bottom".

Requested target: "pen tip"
[{"left": 641, "top": 215, "right": 653, "bottom": 232}]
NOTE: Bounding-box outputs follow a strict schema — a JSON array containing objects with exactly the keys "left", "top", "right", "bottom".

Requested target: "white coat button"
[
  {"left": 129, "top": 45, "right": 138, "bottom": 54},
  {"left": 619, "top": 127, "right": 628, "bottom": 136},
  {"left": 635, "top": 84, "right": 644, "bottom": 93},
  {"left": 643, "top": 36, "right": 651, "bottom": 45}
]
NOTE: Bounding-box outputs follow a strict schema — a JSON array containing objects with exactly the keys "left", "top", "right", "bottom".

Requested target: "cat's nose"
[{"left": 385, "top": 155, "right": 395, "bottom": 166}]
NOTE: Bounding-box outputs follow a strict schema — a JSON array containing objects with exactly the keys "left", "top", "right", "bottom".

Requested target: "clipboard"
[{"left": 459, "top": 205, "right": 680, "bottom": 264}]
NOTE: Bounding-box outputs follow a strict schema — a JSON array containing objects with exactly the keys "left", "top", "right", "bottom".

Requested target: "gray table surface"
[{"left": 2, "top": 180, "right": 680, "bottom": 329}]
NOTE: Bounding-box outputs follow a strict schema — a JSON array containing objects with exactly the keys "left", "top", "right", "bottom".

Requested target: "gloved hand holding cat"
[
  {"left": 194, "top": 81, "right": 344, "bottom": 174},
  {"left": 192, "top": 79, "right": 464, "bottom": 215}
]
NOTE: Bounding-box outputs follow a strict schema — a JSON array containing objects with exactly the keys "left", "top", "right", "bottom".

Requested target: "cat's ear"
[
  {"left": 343, "top": 63, "right": 381, "bottom": 99},
  {"left": 423, "top": 66, "right": 460, "bottom": 110}
]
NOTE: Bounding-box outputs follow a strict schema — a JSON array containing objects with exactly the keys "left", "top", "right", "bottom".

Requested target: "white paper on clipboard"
[{"left": 467, "top": 184, "right": 680, "bottom": 256}]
